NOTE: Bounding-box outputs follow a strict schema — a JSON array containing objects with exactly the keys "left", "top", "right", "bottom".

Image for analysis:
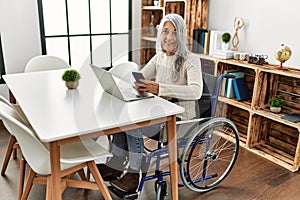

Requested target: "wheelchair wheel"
[
  {"left": 179, "top": 118, "right": 239, "bottom": 192},
  {"left": 155, "top": 180, "right": 167, "bottom": 200}
]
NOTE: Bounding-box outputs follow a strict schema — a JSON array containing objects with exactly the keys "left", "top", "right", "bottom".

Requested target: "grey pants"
[{"left": 111, "top": 123, "right": 162, "bottom": 171}]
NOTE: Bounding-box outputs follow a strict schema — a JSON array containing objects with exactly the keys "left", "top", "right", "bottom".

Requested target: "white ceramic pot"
[
  {"left": 65, "top": 81, "right": 79, "bottom": 89},
  {"left": 270, "top": 106, "right": 281, "bottom": 113},
  {"left": 222, "top": 43, "right": 230, "bottom": 51}
]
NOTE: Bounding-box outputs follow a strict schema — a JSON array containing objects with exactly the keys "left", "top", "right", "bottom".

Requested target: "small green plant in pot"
[
  {"left": 269, "top": 97, "right": 284, "bottom": 113},
  {"left": 221, "top": 32, "right": 231, "bottom": 51},
  {"left": 62, "top": 69, "right": 81, "bottom": 89}
]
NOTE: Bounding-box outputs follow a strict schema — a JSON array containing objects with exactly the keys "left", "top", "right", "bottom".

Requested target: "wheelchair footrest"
[{"left": 108, "top": 186, "right": 139, "bottom": 200}]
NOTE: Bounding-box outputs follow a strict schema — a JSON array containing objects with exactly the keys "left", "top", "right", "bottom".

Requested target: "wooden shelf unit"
[
  {"left": 197, "top": 54, "right": 218, "bottom": 75},
  {"left": 140, "top": 0, "right": 209, "bottom": 66},
  {"left": 140, "top": 0, "right": 186, "bottom": 66},
  {"left": 214, "top": 58, "right": 300, "bottom": 172}
]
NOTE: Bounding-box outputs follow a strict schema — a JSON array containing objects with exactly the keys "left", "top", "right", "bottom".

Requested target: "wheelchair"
[{"left": 109, "top": 72, "right": 239, "bottom": 200}]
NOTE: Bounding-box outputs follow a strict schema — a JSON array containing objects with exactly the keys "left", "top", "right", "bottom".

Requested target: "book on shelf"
[
  {"left": 225, "top": 71, "right": 244, "bottom": 98},
  {"left": 281, "top": 114, "right": 300, "bottom": 123},
  {"left": 192, "top": 29, "right": 208, "bottom": 53},
  {"left": 220, "top": 69, "right": 238, "bottom": 96},
  {"left": 232, "top": 77, "right": 251, "bottom": 101},
  {"left": 192, "top": 29, "right": 200, "bottom": 53},
  {"left": 208, "top": 30, "right": 219, "bottom": 56},
  {"left": 213, "top": 50, "right": 234, "bottom": 59},
  {"left": 203, "top": 30, "right": 211, "bottom": 55}
]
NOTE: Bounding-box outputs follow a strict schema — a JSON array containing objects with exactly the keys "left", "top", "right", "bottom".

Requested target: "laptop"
[{"left": 90, "top": 64, "right": 154, "bottom": 102}]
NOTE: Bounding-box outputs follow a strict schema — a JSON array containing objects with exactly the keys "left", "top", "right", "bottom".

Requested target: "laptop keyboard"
[{"left": 119, "top": 87, "right": 139, "bottom": 98}]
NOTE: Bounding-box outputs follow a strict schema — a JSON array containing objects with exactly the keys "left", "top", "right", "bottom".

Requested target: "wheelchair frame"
[{"left": 110, "top": 73, "right": 239, "bottom": 200}]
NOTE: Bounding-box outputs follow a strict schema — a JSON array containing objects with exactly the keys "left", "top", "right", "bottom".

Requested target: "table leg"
[
  {"left": 166, "top": 115, "right": 178, "bottom": 200},
  {"left": 9, "top": 90, "right": 16, "bottom": 104},
  {"left": 49, "top": 141, "right": 62, "bottom": 200}
]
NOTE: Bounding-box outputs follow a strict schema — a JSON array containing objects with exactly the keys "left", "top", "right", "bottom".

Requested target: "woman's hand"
[{"left": 135, "top": 80, "right": 159, "bottom": 95}]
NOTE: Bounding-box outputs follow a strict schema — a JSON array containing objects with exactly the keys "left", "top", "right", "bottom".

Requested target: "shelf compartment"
[
  {"left": 248, "top": 114, "right": 300, "bottom": 171},
  {"left": 247, "top": 142, "right": 296, "bottom": 171},
  {"left": 165, "top": 1, "right": 185, "bottom": 18},
  {"left": 255, "top": 109, "right": 300, "bottom": 130},
  {"left": 140, "top": 40, "right": 156, "bottom": 66},
  {"left": 142, "top": 0, "right": 164, "bottom": 7},
  {"left": 217, "top": 61, "right": 257, "bottom": 107},
  {"left": 142, "top": 6, "right": 164, "bottom": 11},
  {"left": 141, "top": 36, "right": 157, "bottom": 42},
  {"left": 218, "top": 96, "right": 251, "bottom": 111},
  {"left": 257, "top": 71, "right": 300, "bottom": 116},
  {"left": 216, "top": 103, "right": 249, "bottom": 145},
  {"left": 141, "top": 9, "right": 163, "bottom": 37}
]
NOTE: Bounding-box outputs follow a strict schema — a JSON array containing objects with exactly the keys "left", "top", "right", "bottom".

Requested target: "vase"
[
  {"left": 153, "top": 0, "right": 159, "bottom": 6},
  {"left": 270, "top": 107, "right": 281, "bottom": 113},
  {"left": 65, "top": 81, "right": 79, "bottom": 89},
  {"left": 222, "top": 43, "right": 230, "bottom": 51}
]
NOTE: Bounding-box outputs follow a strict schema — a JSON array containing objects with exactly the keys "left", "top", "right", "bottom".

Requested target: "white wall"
[
  {"left": 132, "top": 0, "right": 141, "bottom": 66},
  {"left": 0, "top": 0, "right": 41, "bottom": 73},
  {"left": 0, "top": 0, "right": 139, "bottom": 99},
  {"left": 1, "top": 0, "right": 300, "bottom": 98},
  {"left": 208, "top": 0, "right": 300, "bottom": 69},
  {"left": 0, "top": 0, "right": 41, "bottom": 98}
]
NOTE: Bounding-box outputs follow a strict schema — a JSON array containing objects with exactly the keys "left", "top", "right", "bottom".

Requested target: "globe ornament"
[{"left": 274, "top": 44, "right": 292, "bottom": 70}]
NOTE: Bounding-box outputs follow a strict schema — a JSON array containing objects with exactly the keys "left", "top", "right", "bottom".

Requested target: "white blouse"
[{"left": 141, "top": 52, "right": 203, "bottom": 120}]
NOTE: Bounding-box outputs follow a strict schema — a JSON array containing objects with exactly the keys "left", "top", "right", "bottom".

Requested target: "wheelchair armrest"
[
  {"left": 175, "top": 118, "right": 211, "bottom": 125},
  {"left": 159, "top": 117, "right": 212, "bottom": 143},
  {"left": 201, "top": 93, "right": 211, "bottom": 97}
]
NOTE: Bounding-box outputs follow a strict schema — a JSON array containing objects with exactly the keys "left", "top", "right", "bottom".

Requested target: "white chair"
[
  {"left": 109, "top": 61, "right": 139, "bottom": 83},
  {"left": 0, "top": 94, "right": 31, "bottom": 200},
  {"left": 2, "top": 55, "right": 69, "bottom": 175},
  {"left": 0, "top": 94, "right": 29, "bottom": 175},
  {"left": 0, "top": 102, "right": 113, "bottom": 200},
  {"left": 25, "top": 55, "right": 70, "bottom": 72}
]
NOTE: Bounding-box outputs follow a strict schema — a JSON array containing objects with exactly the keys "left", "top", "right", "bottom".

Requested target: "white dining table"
[{"left": 3, "top": 65, "right": 184, "bottom": 200}]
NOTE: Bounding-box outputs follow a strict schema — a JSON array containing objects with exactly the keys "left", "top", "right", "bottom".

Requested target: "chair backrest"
[
  {"left": 25, "top": 55, "right": 70, "bottom": 72},
  {"left": 0, "top": 101, "right": 112, "bottom": 175},
  {"left": 0, "top": 94, "right": 30, "bottom": 128},
  {"left": 196, "top": 72, "right": 218, "bottom": 118},
  {"left": 109, "top": 61, "right": 139, "bottom": 83},
  {"left": 0, "top": 102, "right": 51, "bottom": 174},
  {"left": 0, "top": 94, "right": 12, "bottom": 107}
]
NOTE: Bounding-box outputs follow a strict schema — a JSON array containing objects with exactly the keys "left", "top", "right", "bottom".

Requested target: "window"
[
  {"left": 0, "top": 34, "right": 6, "bottom": 84},
  {"left": 37, "top": 0, "right": 132, "bottom": 68}
]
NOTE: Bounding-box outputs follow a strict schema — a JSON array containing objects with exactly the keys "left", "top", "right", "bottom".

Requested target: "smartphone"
[{"left": 132, "top": 72, "right": 145, "bottom": 84}]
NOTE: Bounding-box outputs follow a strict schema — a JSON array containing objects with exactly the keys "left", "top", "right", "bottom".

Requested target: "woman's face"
[{"left": 161, "top": 21, "right": 177, "bottom": 56}]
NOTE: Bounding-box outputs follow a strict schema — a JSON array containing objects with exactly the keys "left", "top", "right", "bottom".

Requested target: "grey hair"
[{"left": 156, "top": 14, "right": 189, "bottom": 81}]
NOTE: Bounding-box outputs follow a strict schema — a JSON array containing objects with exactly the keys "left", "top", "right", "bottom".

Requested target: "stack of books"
[
  {"left": 232, "top": 77, "right": 251, "bottom": 101},
  {"left": 192, "top": 29, "right": 209, "bottom": 54},
  {"left": 191, "top": 29, "right": 233, "bottom": 57},
  {"left": 213, "top": 50, "right": 234, "bottom": 59},
  {"left": 209, "top": 30, "right": 223, "bottom": 56},
  {"left": 221, "top": 70, "right": 251, "bottom": 100},
  {"left": 281, "top": 114, "right": 300, "bottom": 123}
]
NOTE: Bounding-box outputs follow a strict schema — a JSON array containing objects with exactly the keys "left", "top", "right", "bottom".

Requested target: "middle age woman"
[{"left": 97, "top": 13, "right": 203, "bottom": 193}]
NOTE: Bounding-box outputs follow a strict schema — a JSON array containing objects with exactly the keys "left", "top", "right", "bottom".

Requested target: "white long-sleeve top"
[{"left": 141, "top": 52, "right": 203, "bottom": 120}]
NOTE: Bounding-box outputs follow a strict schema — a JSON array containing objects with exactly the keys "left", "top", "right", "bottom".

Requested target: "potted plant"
[
  {"left": 269, "top": 97, "right": 284, "bottom": 113},
  {"left": 62, "top": 69, "right": 81, "bottom": 89},
  {"left": 221, "top": 32, "right": 231, "bottom": 51}
]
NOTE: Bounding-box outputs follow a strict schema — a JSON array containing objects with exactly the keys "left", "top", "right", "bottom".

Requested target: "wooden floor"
[{"left": 1, "top": 124, "right": 300, "bottom": 200}]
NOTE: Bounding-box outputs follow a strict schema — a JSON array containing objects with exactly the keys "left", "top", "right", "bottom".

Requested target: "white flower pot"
[
  {"left": 270, "top": 107, "right": 281, "bottom": 113},
  {"left": 65, "top": 81, "right": 79, "bottom": 89},
  {"left": 222, "top": 43, "right": 230, "bottom": 51}
]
